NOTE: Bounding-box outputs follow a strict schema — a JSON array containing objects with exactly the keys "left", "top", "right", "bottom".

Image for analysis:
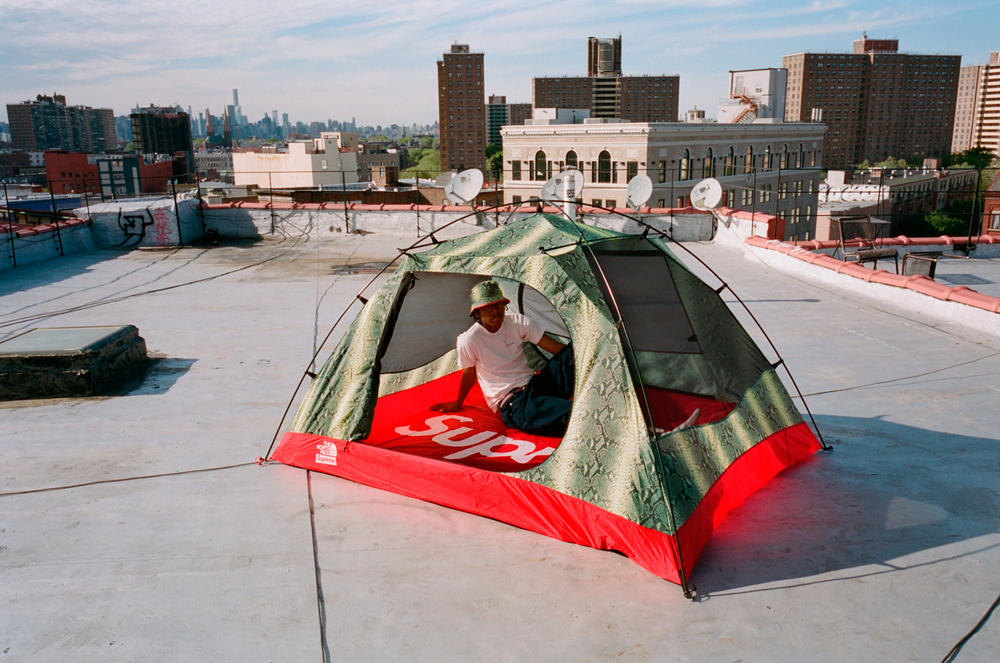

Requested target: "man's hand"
[{"left": 430, "top": 401, "right": 462, "bottom": 413}]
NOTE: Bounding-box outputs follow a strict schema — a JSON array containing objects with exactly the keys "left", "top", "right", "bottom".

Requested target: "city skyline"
[{"left": 1, "top": 0, "right": 997, "bottom": 128}]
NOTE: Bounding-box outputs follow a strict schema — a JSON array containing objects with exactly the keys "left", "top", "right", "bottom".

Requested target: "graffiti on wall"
[
  {"left": 115, "top": 207, "right": 175, "bottom": 247},
  {"left": 117, "top": 211, "right": 153, "bottom": 247}
]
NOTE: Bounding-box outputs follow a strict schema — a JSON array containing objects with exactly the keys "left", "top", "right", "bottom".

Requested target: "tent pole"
[
  {"left": 580, "top": 239, "right": 697, "bottom": 599},
  {"left": 609, "top": 211, "right": 829, "bottom": 450},
  {"left": 265, "top": 201, "right": 523, "bottom": 459}
]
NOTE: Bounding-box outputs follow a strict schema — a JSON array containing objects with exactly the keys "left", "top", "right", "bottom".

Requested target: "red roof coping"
[{"left": 749, "top": 235, "right": 1000, "bottom": 315}]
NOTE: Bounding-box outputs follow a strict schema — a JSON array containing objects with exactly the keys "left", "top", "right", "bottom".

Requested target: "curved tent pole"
[
  {"left": 578, "top": 238, "right": 697, "bottom": 599},
  {"left": 534, "top": 198, "right": 696, "bottom": 597},
  {"left": 264, "top": 202, "right": 520, "bottom": 460},
  {"left": 542, "top": 199, "right": 829, "bottom": 451}
]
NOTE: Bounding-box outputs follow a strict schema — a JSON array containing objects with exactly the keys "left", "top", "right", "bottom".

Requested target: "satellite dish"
[
  {"left": 690, "top": 177, "right": 723, "bottom": 210},
  {"left": 540, "top": 170, "right": 585, "bottom": 205},
  {"left": 444, "top": 168, "right": 484, "bottom": 204},
  {"left": 626, "top": 174, "right": 653, "bottom": 209}
]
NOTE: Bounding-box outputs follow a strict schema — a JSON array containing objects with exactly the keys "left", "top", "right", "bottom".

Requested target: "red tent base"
[{"left": 271, "top": 420, "right": 820, "bottom": 583}]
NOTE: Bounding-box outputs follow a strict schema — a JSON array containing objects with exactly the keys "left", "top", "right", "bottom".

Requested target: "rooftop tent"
[{"left": 270, "top": 214, "right": 821, "bottom": 592}]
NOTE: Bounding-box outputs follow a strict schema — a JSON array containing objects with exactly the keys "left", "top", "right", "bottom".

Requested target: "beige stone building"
[
  {"left": 952, "top": 64, "right": 988, "bottom": 153},
  {"left": 233, "top": 132, "right": 359, "bottom": 189},
  {"left": 501, "top": 120, "right": 827, "bottom": 240}
]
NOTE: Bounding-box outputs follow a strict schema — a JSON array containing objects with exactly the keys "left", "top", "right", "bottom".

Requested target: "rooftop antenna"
[
  {"left": 540, "top": 169, "right": 584, "bottom": 222},
  {"left": 445, "top": 168, "right": 485, "bottom": 226}
]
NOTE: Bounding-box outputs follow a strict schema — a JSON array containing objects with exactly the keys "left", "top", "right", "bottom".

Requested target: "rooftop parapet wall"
[
  {"left": 199, "top": 201, "right": 715, "bottom": 241},
  {"left": 1, "top": 219, "right": 95, "bottom": 270},
  {"left": 744, "top": 234, "right": 1000, "bottom": 332}
]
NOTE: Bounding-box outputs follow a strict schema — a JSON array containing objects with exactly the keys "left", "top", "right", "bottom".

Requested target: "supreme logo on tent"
[{"left": 394, "top": 414, "right": 556, "bottom": 465}]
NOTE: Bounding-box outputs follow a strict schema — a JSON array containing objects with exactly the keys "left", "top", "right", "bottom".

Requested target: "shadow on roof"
[{"left": 691, "top": 413, "right": 998, "bottom": 596}]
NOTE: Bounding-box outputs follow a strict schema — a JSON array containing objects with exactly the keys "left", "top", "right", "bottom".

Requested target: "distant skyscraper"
[
  {"left": 783, "top": 35, "right": 961, "bottom": 169},
  {"left": 532, "top": 36, "right": 678, "bottom": 122},
  {"left": 6, "top": 93, "right": 116, "bottom": 152},
  {"left": 437, "top": 43, "right": 486, "bottom": 172},
  {"left": 487, "top": 95, "right": 508, "bottom": 146},
  {"left": 233, "top": 89, "right": 239, "bottom": 107}
]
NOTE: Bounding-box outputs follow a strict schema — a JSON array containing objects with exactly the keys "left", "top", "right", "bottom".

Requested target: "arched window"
[
  {"left": 679, "top": 148, "right": 691, "bottom": 181},
  {"left": 704, "top": 148, "right": 714, "bottom": 178},
  {"left": 725, "top": 147, "right": 735, "bottom": 176},
  {"left": 780, "top": 144, "right": 788, "bottom": 170},
  {"left": 799, "top": 143, "right": 806, "bottom": 170},
  {"left": 744, "top": 146, "right": 753, "bottom": 174},
  {"left": 534, "top": 151, "right": 547, "bottom": 181},
  {"left": 597, "top": 150, "right": 612, "bottom": 183},
  {"left": 565, "top": 150, "right": 578, "bottom": 170},
  {"left": 764, "top": 145, "right": 772, "bottom": 170}
]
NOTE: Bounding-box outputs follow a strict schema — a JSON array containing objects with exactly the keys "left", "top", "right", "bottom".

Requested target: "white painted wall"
[{"left": 1, "top": 223, "right": 96, "bottom": 270}]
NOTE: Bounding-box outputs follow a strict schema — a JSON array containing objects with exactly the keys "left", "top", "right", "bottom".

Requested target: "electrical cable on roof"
[
  {"left": 0, "top": 462, "right": 256, "bottom": 497},
  {"left": 0, "top": 223, "right": 314, "bottom": 332},
  {"left": 796, "top": 350, "right": 1000, "bottom": 398},
  {"left": 940, "top": 592, "right": 1000, "bottom": 663}
]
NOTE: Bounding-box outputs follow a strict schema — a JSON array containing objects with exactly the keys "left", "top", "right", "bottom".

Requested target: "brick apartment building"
[
  {"left": 783, "top": 35, "right": 960, "bottom": 170},
  {"left": 532, "top": 36, "right": 679, "bottom": 123},
  {"left": 44, "top": 150, "right": 177, "bottom": 196},
  {"left": 7, "top": 93, "right": 117, "bottom": 154},
  {"left": 130, "top": 106, "right": 194, "bottom": 174},
  {"left": 437, "top": 44, "right": 486, "bottom": 173}
]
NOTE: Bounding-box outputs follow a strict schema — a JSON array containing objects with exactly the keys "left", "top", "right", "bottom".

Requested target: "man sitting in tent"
[{"left": 431, "top": 280, "right": 575, "bottom": 436}]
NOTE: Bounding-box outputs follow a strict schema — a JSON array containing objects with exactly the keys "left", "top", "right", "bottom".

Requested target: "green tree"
[
  {"left": 400, "top": 149, "right": 440, "bottom": 179},
  {"left": 486, "top": 144, "right": 502, "bottom": 180},
  {"left": 924, "top": 210, "right": 967, "bottom": 236},
  {"left": 960, "top": 147, "right": 996, "bottom": 171},
  {"left": 420, "top": 136, "right": 434, "bottom": 149}
]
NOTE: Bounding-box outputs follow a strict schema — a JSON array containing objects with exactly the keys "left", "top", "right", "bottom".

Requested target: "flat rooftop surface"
[{"left": 2, "top": 231, "right": 998, "bottom": 662}]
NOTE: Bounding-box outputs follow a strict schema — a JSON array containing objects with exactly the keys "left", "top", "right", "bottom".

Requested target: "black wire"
[
  {"left": 0, "top": 462, "right": 255, "bottom": 497},
  {"left": 307, "top": 471, "right": 332, "bottom": 663},
  {"left": 941, "top": 592, "right": 1000, "bottom": 663},
  {"left": 798, "top": 351, "right": 1000, "bottom": 398},
  {"left": 0, "top": 230, "right": 311, "bottom": 331}
]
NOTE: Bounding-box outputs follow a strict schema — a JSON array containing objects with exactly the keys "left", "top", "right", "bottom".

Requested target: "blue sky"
[{"left": 1, "top": 0, "right": 997, "bottom": 127}]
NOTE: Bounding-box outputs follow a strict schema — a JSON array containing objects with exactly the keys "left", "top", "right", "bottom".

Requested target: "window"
[
  {"left": 725, "top": 147, "right": 735, "bottom": 176},
  {"left": 597, "top": 150, "right": 612, "bottom": 183},
  {"left": 991, "top": 212, "right": 1000, "bottom": 230},
  {"left": 745, "top": 146, "right": 753, "bottom": 174},
  {"left": 658, "top": 161, "right": 666, "bottom": 183},
  {"left": 626, "top": 161, "right": 638, "bottom": 181},
  {"left": 512, "top": 195, "right": 522, "bottom": 204},
  {"left": 704, "top": 148, "right": 714, "bottom": 178},
  {"left": 764, "top": 145, "right": 772, "bottom": 170},
  {"left": 534, "top": 151, "right": 546, "bottom": 181},
  {"left": 679, "top": 149, "right": 691, "bottom": 181},
  {"left": 565, "top": 150, "right": 578, "bottom": 170},
  {"left": 760, "top": 184, "right": 772, "bottom": 203},
  {"left": 511, "top": 160, "right": 521, "bottom": 180},
  {"left": 780, "top": 145, "right": 788, "bottom": 169}
]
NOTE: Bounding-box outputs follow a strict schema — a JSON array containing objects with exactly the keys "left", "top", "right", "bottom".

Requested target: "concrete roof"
[{"left": 2, "top": 227, "right": 998, "bottom": 662}]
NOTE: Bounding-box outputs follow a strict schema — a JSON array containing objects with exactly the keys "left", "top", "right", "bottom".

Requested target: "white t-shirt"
[{"left": 457, "top": 313, "right": 545, "bottom": 411}]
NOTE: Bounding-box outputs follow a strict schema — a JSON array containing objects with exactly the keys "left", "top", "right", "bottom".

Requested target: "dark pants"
[{"left": 500, "top": 345, "right": 574, "bottom": 436}]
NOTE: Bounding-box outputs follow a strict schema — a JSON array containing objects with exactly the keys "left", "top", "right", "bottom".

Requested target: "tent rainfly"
[{"left": 270, "top": 214, "right": 821, "bottom": 593}]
